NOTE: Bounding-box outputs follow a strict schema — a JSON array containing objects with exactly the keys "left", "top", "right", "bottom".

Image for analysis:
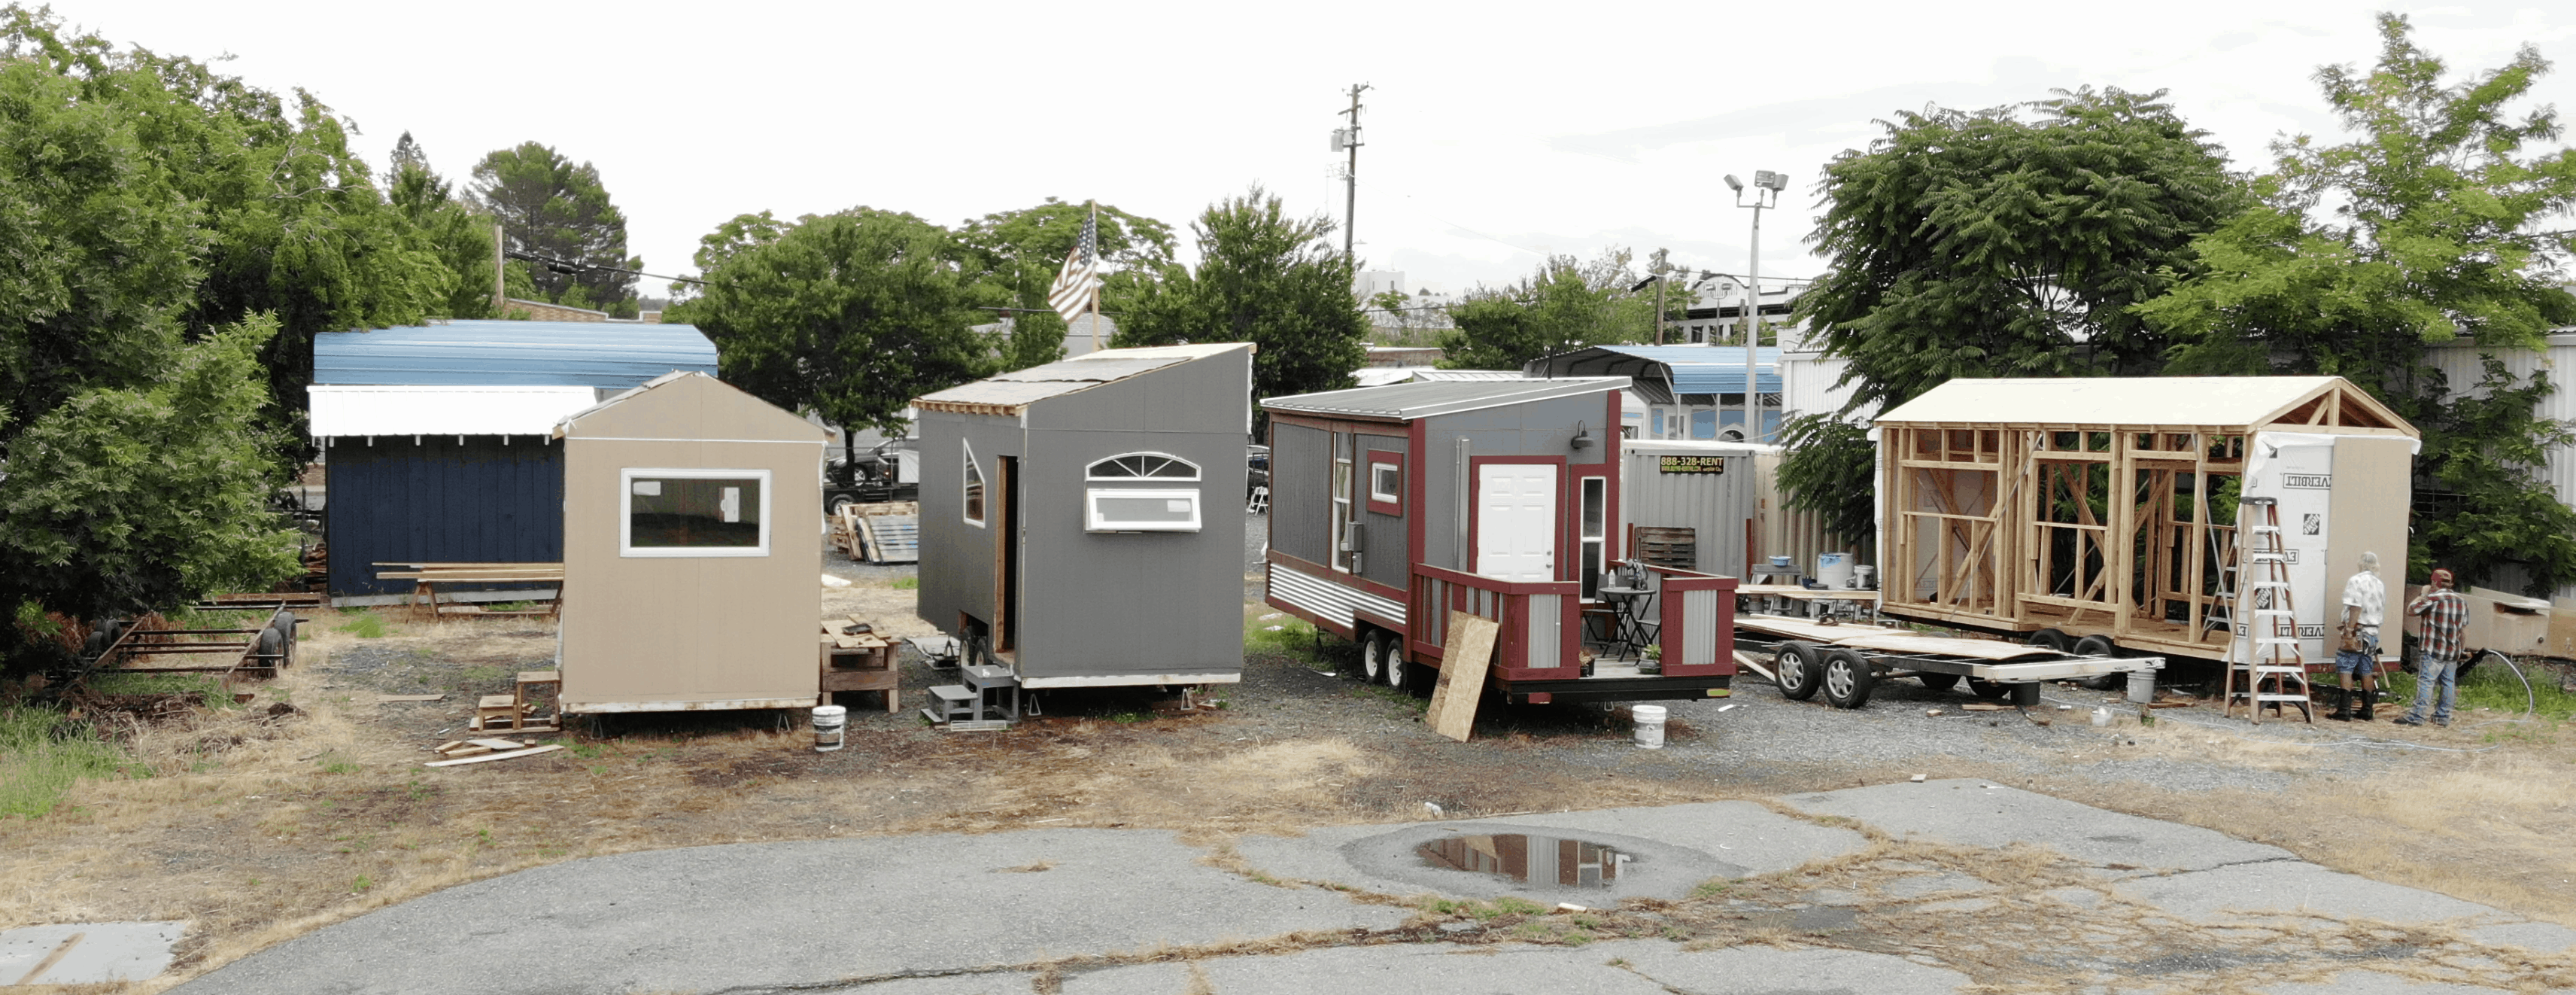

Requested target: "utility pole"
[
  {"left": 1335, "top": 84, "right": 1371, "bottom": 259},
  {"left": 1651, "top": 248, "right": 1669, "bottom": 345}
]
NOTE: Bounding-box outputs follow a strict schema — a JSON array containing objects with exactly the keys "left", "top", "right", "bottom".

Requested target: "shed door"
[{"left": 1476, "top": 464, "right": 1557, "bottom": 582}]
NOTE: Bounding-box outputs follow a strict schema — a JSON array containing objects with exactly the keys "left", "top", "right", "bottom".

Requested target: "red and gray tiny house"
[{"left": 1260, "top": 377, "right": 1736, "bottom": 704}]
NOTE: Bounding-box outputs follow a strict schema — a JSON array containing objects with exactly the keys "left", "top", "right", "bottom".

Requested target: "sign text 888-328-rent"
[{"left": 1657, "top": 455, "right": 1726, "bottom": 474}]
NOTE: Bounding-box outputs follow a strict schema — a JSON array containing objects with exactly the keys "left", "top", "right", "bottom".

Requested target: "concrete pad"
[
  {"left": 2260, "top": 969, "right": 2522, "bottom": 994},
  {"left": 1612, "top": 940, "right": 1974, "bottom": 994},
  {"left": 1232, "top": 802, "right": 1867, "bottom": 901},
  {"left": 840, "top": 974, "right": 1040, "bottom": 993},
  {"left": 0, "top": 921, "right": 186, "bottom": 984},
  {"left": 1881, "top": 872, "right": 1990, "bottom": 899},
  {"left": 1781, "top": 779, "right": 2294, "bottom": 872},
  {"left": 1059, "top": 961, "right": 1195, "bottom": 994},
  {"left": 2115, "top": 861, "right": 2498, "bottom": 926},
  {"left": 2467, "top": 920, "right": 2576, "bottom": 953},
  {"left": 175, "top": 829, "right": 1405, "bottom": 995},
  {"left": 1328, "top": 820, "right": 1742, "bottom": 902},
  {"left": 1075, "top": 942, "right": 1669, "bottom": 995}
]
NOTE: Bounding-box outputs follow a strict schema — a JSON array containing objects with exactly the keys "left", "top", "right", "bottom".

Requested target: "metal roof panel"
[
  {"left": 313, "top": 321, "right": 718, "bottom": 389},
  {"left": 1876, "top": 376, "right": 2366, "bottom": 428},
  {"left": 1264, "top": 376, "right": 1630, "bottom": 420}
]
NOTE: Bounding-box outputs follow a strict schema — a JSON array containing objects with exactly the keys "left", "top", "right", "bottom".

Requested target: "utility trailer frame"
[{"left": 1732, "top": 613, "right": 2160, "bottom": 710}]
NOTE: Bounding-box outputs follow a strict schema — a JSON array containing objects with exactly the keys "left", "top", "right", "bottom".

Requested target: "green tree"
[
  {"left": 386, "top": 135, "right": 498, "bottom": 321},
  {"left": 685, "top": 208, "right": 993, "bottom": 471},
  {"left": 470, "top": 141, "right": 639, "bottom": 315},
  {"left": 1435, "top": 249, "right": 1667, "bottom": 370},
  {"left": 2138, "top": 14, "right": 2576, "bottom": 593},
  {"left": 958, "top": 199, "right": 1176, "bottom": 370},
  {"left": 1114, "top": 187, "right": 1367, "bottom": 422},
  {"left": 1782, "top": 87, "right": 2246, "bottom": 541}
]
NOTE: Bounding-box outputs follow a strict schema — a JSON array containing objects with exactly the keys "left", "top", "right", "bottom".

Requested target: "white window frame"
[
  {"left": 620, "top": 467, "right": 773, "bottom": 558},
  {"left": 1085, "top": 452, "right": 1201, "bottom": 481},
  {"left": 962, "top": 440, "right": 986, "bottom": 528},
  {"left": 1084, "top": 488, "right": 1203, "bottom": 532},
  {"left": 1368, "top": 461, "right": 1401, "bottom": 504},
  {"left": 1579, "top": 476, "right": 1608, "bottom": 599},
  {"left": 1331, "top": 435, "right": 1354, "bottom": 573}
]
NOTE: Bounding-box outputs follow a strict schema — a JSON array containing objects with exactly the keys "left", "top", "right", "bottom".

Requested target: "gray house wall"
[
  {"left": 1420, "top": 393, "right": 1615, "bottom": 570},
  {"left": 1270, "top": 422, "right": 1331, "bottom": 565},
  {"left": 1356, "top": 431, "right": 1408, "bottom": 590},
  {"left": 916, "top": 409, "right": 1024, "bottom": 639}
]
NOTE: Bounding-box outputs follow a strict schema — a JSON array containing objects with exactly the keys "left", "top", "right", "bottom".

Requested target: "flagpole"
[{"left": 1087, "top": 201, "right": 1102, "bottom": 352}]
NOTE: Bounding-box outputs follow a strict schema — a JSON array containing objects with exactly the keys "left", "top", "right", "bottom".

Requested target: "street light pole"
[{"left": 1725, "top": 171, "right": 1786, "bottom": 443}]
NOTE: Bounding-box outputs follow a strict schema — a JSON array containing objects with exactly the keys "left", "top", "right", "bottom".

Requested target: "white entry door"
[{"left": 1476, "top": 463, "right": 1557, "bottom": 581}]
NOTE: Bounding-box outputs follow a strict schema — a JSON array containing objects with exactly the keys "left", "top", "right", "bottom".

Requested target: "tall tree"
[
  {"left": 1113, "top": 187, "right": 1367, "bottom": 424},
  {"left": 470, "top": 141, "right": 638, "bottom": 315},
  {"left": 1780, "top": 87, "right": 2246, "bottom": 540},
  {"left": 1435, "top": 249, "right": 1666, "bottom": 370},
  {"left": 957, "top": 198, "right": 1174, "bottom": 370},
  {"left": 685, "top": 208, "right": 994, "bottom": 470},
  {"left": 386, "top": 134, "right": 498, "bottom": 321},
  {"left": 2138, "top": 14, "right": 2576, "bottom": 592}
]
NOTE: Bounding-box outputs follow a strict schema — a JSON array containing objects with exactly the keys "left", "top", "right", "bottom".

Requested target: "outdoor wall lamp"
[{"left": 1572, "top": 421, "right": 1593, "bottom": 451}]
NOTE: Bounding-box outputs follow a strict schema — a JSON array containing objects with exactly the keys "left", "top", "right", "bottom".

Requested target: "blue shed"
[
  {"left": 1523, "top": 345, "right": 1783, "bottom": 443},
  {"left": 309, "top": 322, "right": 720, "bottom": 598}
]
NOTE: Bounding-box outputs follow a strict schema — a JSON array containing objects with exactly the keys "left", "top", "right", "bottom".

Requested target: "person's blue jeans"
[{"left": 2407, "top": 654, "right": 2459, "bottom": 723}]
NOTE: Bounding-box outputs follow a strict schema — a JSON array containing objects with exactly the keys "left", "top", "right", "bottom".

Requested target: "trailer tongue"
[{"left": 1733, "top": 614, "right": 2161, "bottom": 710}]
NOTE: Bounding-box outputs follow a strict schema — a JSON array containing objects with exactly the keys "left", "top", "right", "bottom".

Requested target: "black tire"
[
  {"left": 2029, "top": 628, "right": 2073, "bottom": 653},
  {"left": 1967, "top": 677, "right": 2009, "bottom": 700},
  {"left": 827, "top": 493, "right": 858, "bottom": 516},
  {"left": 1775, "top": 641, "right": 1824, "bottom": 701},
  {"left": 1918, "top": 672, "right": 1961, "bottom": 692},
  {"left": 1821, "top": 648, "right": 1876, "bottom": 709},
  {"left": 255, "top": 627, "right": 284, "bottom": 663},
  {"left": 2009, "top": 680, "right": 2043, "bottom": 708},
  {"left": 2072, "top": 634, "right": 2122, "bottom": 689},
  {"left": 1361, "top": 631, "right": 1388, "bottom": 683}
]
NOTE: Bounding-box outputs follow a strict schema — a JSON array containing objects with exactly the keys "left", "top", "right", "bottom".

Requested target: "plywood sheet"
[
  {"left": 1830, "top": 632, "right": 2056, "bottom": 661},
  {"left": 1424, "top": 612, "right": 1498, "bottom": 742}
]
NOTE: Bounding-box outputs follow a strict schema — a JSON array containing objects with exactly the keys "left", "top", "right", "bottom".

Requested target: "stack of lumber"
[{"left": 424, "top": 739, "right": 562, "bottom": 767}]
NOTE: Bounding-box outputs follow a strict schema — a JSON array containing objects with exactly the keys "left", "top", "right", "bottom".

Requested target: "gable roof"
[
  {"left": 1263, "top": 376, "right": 1630, "bottom": 421},
  {"left": 1875, "top": 376, "right": 2415, "bottom": 434},
  {"left": 551, "top": 371, "right": 825, "bottom": 442},
  {"left": 314, "top": 321, "right": 718, "bottom": 390},
  {"left": 913, "top": 343, "right": 1253, "bottom": 416}
]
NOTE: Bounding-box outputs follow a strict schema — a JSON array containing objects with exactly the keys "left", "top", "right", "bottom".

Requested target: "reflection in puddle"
[{"left": 1417, "top": 834, "right": 1629, "bottom": 888}]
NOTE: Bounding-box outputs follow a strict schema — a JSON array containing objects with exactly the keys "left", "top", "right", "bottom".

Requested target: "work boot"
[
  {"left": 2327, "top": 692, "right": 2351, "bottom": 721},
  {"left": 2356, "top": 692, "right": 2375, "bottom": 722}
]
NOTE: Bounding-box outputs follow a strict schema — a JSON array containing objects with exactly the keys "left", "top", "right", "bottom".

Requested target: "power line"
[{"left": 504, "top": 249, "right": 704, "bottom": 286}]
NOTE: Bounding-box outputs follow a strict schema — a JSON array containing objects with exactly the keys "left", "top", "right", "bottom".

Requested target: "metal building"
[
  {"left": 554, "top": 372, "right": 828, "bottom": 715},
  {"left": 1618, "top": 440, "right": 1763, "bottom": 578},
  {"left": 912, "top": 344, "right": 1256, "bottom": 689},
  {"left": 1522, "top": 345, "right": 1782, "bottom": 442},
  {"left": 308, "top": 321, "right": 718, "bottom": 597}
]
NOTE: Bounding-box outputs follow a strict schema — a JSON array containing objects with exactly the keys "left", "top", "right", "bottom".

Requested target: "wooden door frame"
[{"left": 992, "top": 455, "right": 1018, "bottom": 653}]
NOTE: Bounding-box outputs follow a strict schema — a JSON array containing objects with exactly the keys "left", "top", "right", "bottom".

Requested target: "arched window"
[{"left": 1086, "top": 452, "right": 1200, "bottom": 481}]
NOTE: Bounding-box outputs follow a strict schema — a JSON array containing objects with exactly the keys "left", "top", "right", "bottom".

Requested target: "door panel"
[{"left": 1476, "top": 463, "right": 1558, "bottom": 582}]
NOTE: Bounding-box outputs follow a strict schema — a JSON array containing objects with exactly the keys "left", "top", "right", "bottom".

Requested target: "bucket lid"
[
  {"left": 1632, "top": 704, "right": 1667, "bottom": 719},
  {"left": 813, "top": 705, "right": 847, "bottom": 717}
]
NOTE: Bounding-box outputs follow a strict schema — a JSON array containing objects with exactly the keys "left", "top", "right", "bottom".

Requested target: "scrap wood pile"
[
  {"left": 424, "top": 738, "right": 560, "bottom": 768},
  {"left": 832, "top": 502, "right": 920, "bottom": 564}
]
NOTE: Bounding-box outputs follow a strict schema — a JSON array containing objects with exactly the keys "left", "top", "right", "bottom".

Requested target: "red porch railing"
[
  {"left": 1638, "top": 562, "right": 1737, "bottom": 677},
  {"left": 1408, "top": 564, "right": 1583, "bottom": 681}
]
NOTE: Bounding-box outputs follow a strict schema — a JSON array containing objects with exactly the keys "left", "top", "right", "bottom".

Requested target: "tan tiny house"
[
  {"left": 1873, "top": 376, "right": 2418, "bottom": 668},
  {"left": 552, "top": 372, "right": 829, "bottom": 714}
]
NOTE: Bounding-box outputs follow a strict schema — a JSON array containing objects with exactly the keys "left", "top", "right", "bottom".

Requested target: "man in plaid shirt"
[{"left": 2395, "top": 568, "right": 2470, "bottom": 727}]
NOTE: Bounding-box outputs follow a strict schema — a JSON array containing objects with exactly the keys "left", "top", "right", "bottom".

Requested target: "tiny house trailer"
[
  {"left": 913, "top": 344, "right": 1254, "bottom": 689},
  {"left": 554, "top": 373, "right": 829, "bottom": 715},
  {"left": 1871, "top": 376, "right": 2417, "bottom": 668},
  {"left": 1261, "top": 378, "right": 1738, "bottom": 704}
]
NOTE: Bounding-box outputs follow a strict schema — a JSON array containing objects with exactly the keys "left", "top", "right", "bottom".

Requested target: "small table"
[
  {"left": 1596, "top": 586, "right": 1654, "bottom": 659},
  {"left": 959, "top": 662, "right": 1021, "bottom": 722}
]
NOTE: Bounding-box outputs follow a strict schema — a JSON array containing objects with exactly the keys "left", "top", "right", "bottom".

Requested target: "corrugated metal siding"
[
  {"left": 314, "top": 321, "right": 718, "bottom": 389},
  {"left": 1754, "top": 450, "right": 1870, "bottom": 571},
  {"left": 1779, "top": 353, "right": 1866, "bottom": 420},
  {"left": 1271, "top": 423, "right": 1331, "bottom": 565},
  {"left": 1269, "top": 561, "right": 1404, "bottom": 628},
  {"left": 1621, "top": 446, "right": 1757, "bottom": 576},
  {"left": 324, "top": 436, "right": 564, "bottom": 595},
  {"left": 1359, "top": 432, "right": 1410, "bottom": 589},
  {"left": 1526, "top": 593, "right": 1560, "bottom": 669},
  {"left": 2425, "top": 336, "right": 2576, "bottom": 601}
]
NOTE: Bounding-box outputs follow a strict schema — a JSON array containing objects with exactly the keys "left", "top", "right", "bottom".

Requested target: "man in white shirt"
[{"left": 2330, "top": 552, "right": 2386, "bottom": 721}]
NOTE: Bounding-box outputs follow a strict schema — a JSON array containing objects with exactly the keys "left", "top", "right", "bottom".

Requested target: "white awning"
[{"left": 307, "top": 385, "right": 600, "bottom": 437}]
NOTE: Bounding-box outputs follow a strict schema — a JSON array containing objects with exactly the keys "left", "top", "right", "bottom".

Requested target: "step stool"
[
  {"left": 474, "top": 694, "right": 522, "bottom": 732},
  {"left": 513, "top": 670, "right": 562, "bottom": 732},
  {"left": 923, "top": 684, "right": 977, "bottom": 725}
]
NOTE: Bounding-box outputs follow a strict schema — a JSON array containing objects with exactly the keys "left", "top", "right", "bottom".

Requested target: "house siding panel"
[{"left": 325, "top": 436, "right": 564, "bottom": 595}]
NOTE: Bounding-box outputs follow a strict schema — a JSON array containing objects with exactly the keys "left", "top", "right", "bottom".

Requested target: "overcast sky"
[{"left": 63, "top": 1, "right": 2576, "bottom": 298}]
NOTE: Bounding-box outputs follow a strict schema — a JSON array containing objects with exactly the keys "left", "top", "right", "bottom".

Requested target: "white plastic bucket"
[
  {"left": 2089, "top": 707, "right": 2112, "bottom": 727},
  {"left": 1632, "top": 705, "right": 1667, "bottom": 749},
  {"left": 1815, "top": 552, "right": 1856, "bottom": 589},
  {"left": 813, "top": 704, "right": 846, "bottom": 752},
  {"left": 2126, "top": 668, "right": 2155, "bottom": 704}
]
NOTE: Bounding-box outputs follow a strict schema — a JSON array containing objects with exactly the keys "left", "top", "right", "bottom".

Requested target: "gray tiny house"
[
  {"left": 1261, "top": 378, "right": 1740, "bottom": 704},
  {"left": 913, "top": 344, "right": 1256, "bottom": 689}
]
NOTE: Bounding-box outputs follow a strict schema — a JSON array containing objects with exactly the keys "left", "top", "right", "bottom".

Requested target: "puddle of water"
[{"left": 1417, "top": 834, "right": 1630, "bottom": 889}]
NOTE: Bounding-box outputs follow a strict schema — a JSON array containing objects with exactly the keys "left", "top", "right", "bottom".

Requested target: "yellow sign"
[{"left": 1657, "top": 455, "right": 1727, "bottom": 474}]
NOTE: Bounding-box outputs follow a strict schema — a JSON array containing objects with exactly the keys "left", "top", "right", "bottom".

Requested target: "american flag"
[{"left": 1046, "top": 207, "right": 1102, "bottom": 324}]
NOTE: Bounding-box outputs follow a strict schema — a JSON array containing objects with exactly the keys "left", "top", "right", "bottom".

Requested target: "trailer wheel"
[
  {"left": 1384, "top": 643, "right": 1414, "bottom": 692},
  {"left": 2009, "top": 681, "right": 2043, "bottom": 708},
  {"left": 1775, "top": 641, "right": 1824, "bottom": 701},
  {"left": 1360, "top": 631, "right": 1389, "bottom": 683},
  {"left": 2072, "top": 634, "right": 2123, "bottom": 689},
  {"left": 1967, "top": 677, "right": 2009, "bottom": 700},
  {"left": 2029, "top": 628, "right": 2073, "bottom": 653},
  {"left": 1821, "top": 649, "right": 1876, "bottom": 709},
  {"left": 1918, "top": 672, "right": 1961, "bottom": 692}
]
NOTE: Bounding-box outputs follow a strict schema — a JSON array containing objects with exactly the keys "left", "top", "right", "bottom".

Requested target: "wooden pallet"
[{"left": 858, "top": 515, "right": 919, "bottom": 564}]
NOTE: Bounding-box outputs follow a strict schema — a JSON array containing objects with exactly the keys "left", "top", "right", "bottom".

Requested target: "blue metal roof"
[
  {"left": 313, "top": 321, "right": 718, "bottom": 390},
  {"left": 1524, "top": 345, "right": 1782, "bottom": 394}
]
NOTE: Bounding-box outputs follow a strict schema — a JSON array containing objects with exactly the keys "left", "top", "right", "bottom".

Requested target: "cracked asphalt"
[{"left": 171, "top": 780, "right": 2576, "bottom": 995}]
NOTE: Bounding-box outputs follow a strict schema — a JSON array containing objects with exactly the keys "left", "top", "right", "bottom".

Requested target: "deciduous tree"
[
  {"left": 958, "top": 199, "right": 1174, "bottom": 370},
  {"left": 1435, "top": 249, "right": 1666, "bottom": 370},
  {"left": 1113, "top": 187, "right": 1367, "bottom": 424}
]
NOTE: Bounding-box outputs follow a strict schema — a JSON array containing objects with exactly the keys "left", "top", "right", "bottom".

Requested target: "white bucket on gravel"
[
  {"left": 2126, "top": 668, "right": 2155, "bottom": 704},
  {"left": 1632, "top": 705, "right": 1667, "bottom": 749},
  {"left": 813, "top": 704, "right": 846, "bottom": 752}
]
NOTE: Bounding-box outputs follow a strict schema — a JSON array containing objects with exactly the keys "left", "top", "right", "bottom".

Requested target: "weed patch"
[
  {"left": 889, "top": 577, "right": 919, "bottom": 590},
  {"left": 335, "top": 611, "right": 387, "bottom": 639},
  {"left": 0, "top": 706, "right": 139, "bottom": 817}
]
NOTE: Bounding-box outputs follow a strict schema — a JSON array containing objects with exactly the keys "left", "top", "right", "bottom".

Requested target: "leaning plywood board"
[{"left": 1425, "top": 612, "right": 1499, "bottom": 742}]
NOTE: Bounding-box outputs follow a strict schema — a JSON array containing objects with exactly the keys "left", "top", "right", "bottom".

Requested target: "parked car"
[{"left": 825, "top": 437, "right": 919, "bottom": 513}]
